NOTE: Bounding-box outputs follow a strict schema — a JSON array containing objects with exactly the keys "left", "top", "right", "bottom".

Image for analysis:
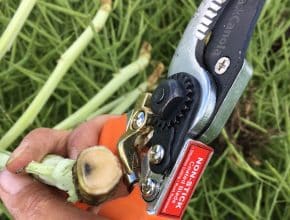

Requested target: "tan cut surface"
[{"left": 76, "top": 146, "right": 122, "bottom": 195}]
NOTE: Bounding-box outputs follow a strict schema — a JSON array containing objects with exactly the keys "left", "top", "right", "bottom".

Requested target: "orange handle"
[{"left": 77, "top": 115, "right": 169, "bottom": 220}]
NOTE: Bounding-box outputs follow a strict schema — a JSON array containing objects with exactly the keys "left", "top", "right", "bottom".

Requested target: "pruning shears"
[{"left": 93, "top": 0, "right": 265, "bottom": 219}]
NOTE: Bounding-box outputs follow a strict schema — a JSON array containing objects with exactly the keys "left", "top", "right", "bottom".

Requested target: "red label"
[{"left": 159, "top": 141, "right": 213, "bottom": 219}]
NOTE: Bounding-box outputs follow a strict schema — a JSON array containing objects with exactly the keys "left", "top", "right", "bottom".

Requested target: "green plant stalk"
[
  {"left": 88, "top": 81, "right": 148, "bottom": 119},
  {"left": 87, "top": 83, "right": 146, "bottom": 120},
  {"left": 87, "top": 96, "right": 126, "bottom": 120},
  {"left": 0, "top": 0, "right": 37, "bottom": 61},
  {"left": 0, "top": 151, "right": 77, "bottom": 202},
  {"left": 110, "top": 82, "right": 147, "bottom": 114},
  {"left": 0, "top": 151, "right": 10, "bottom": 169},
  {"left": 0, "top": 1, "right": 112, "bottom": 150},
  {"left": 54, "top": 43, "right": 151, "bottom": 130}
]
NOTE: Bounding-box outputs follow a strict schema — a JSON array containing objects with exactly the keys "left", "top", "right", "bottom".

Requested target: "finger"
[
  {"left": 6, "top": 128, "right": 70, "bottom": 173},
  {"left": 67, "top": 115, "right": 118, "bottom": 159},
  {"left": 0, "top": 170, "right": 106, "bottom": 220}
]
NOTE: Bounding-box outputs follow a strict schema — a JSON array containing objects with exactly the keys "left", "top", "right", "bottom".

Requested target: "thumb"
[{"left": 0, "top": 170, "right": 106, "bottom": 220}]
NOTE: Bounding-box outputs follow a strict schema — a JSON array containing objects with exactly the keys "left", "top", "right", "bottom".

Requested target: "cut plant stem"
[
  {"left": 0, "top": 0, "right": 37, "bottom": 61},
  {"left": 0, "top": 0, "right": 112, "bottom": 150},
  {"left": 0, "top": 146, "right": 122, "bottom": 204},
  {"left": 87, "top": 64, "right": 161, "bottom": 119},
  {"left": 110, "top": 62, "right": 164, "bottom": 114},
  {"left": 74, "top": 146, "right": 122, "bottom": 205},
  {"left": 110, "top": 82, "right": 147, "bottom": 114},
  {"left": 0, "top": 150, "right": 77, "bottom": 201},
  {"left": 87, "top": 82, "right": 148, "bottom": 119},
  {"left": 54, "top": 42, "right": 152, "bottom": 130},
  {"left": 0, "top": 151, "right": 10, "bottom": 170},
  {"left": 26, "top": 155, "right": 77, "bottom": 202},
  {"left": 146, "top": 62, "right": 165, "bottom": 91},
  {"left": 87, "top": 96, "right": 126, "bottom": 120}
]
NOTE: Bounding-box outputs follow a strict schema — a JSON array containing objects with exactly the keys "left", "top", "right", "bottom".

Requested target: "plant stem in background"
[
  {"left": 87, "top": 60, "right": 164, "bottom": 119},
  {"left": 110, "top": 62, "right": 164, "bottom": 114},
  {"left": 54, "top": 42, "right": 152, "bottom": 130},
  {"left": 87, "top": 96, "right": 126, "bottom": 120},
  {"left": 0, "top": 0, "right": 112, "bottom": 150},
  {"left": 109, "top": 83, "right": 147, "bottom": 114},
  {"left": 0, "top": 0, "right": 37, "bottom": 61}
]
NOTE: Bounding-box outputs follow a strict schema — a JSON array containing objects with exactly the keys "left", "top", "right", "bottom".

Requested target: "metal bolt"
[
  {"left": 141, "top": 178, "right": 159, "bottom": 201},
  {"left": 215, "top": 57, "right": 230, "bottom": 74},
  {"left": 149, "top": 145, "right": 165, "bottom": 165},
  {"left": 132, "top": 111, "right": 145, "bottom": 129}
]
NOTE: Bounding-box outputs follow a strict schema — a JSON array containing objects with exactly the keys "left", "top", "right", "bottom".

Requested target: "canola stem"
[
  {"left": 0, "top": 1, "right": 112, "bottom": 150},
  {"left": 54, "top": 43, "right": 151, "bottom": 130},
  {"left": 110, "top": 82, "right": 147, "bottom": 114},
  {"left": 0, "top": 0, "right": 37, "bottom": 61},
  {"left": 87, "top": 96, "right": 126, "bottom": 120}
]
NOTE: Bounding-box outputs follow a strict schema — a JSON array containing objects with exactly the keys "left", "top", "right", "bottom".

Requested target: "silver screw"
[
  {"left": 215, "top": 57, "right": 231, "bottom": 74},
  {"left": 148, "top": 145, "right": 165, "bottom": 165},
  {"left": 141, "top": 178, "right": 159, "bottom": 201},
  {"left": 132, "top": 111, "right": 145, "bottom": 129}
]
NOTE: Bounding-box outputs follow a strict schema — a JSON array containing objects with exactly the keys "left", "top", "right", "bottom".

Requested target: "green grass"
[{"left": 0, "top": 0, "right": 289, "bottom": 219}]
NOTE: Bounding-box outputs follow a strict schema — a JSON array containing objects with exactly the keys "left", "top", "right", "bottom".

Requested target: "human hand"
[{"left": 0, "top": 115, "right": 128, "bottom": 220}]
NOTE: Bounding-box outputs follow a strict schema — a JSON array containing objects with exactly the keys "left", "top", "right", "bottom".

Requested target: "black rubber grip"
[
  {"left": 202, "top": 0, "right": 265, "bottom": 119},
  {"left": 204, "top": 0, "right": 265, "bottom": 89}
]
